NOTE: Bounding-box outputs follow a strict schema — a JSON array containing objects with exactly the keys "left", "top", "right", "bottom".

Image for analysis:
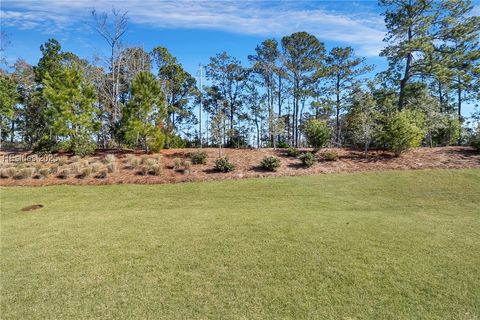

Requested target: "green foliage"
[
  {"left": 260, "top": 156, "right": 281, "bottom": 172},
  {"left": 470, "top": 125, "right": 480, "bottom": 151},
  {"left": 0, "top": 73, "right": 18, "bottom": 120},
  {"left": 32, "top": 137, "right": 58, "bottom": 155},
  {"left": 70, "top": 135, "right": 96, "bottom": 157},
  {"left": 123, "top": 71, "right": 166, "bottom": 152},
  {"left": 146, "top": 129, "right": 166, "bottom": 153},
  {"left": 277, "top": 140, "right": 289, "bottom": 148},
  {"left": 287, "top": 147, "right": 300, "bottom": 157},
  {"left": 299, "top": 152, "right": 316, "bottom": 167},
  {"left": 383, "top": 110, "right": 425, "bottom": 156},
  {"left": 214, "top": 157, "right": 235, "bottom": 173},
  {"left": 43, "top": 63, "right": 99, "bottom": 146},
  {"left": 190, "top": 151, "right": 208, "bottom": 165},
  {"left": 303, "top": 119, "right": 331, "bottom": 149},
  {"left": 164, "top": 133, "right": 186, "bottom": 149},
  {"left": 321, "top": 151, "right": 339, "bottom": 161},
  {"left": 433, "top": 116, "right": 461, "bottom": 146}
]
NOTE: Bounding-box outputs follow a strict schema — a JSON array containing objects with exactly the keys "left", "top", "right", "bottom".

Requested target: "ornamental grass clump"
[
  {"left": 107, "top": 162, "right": 117, "bottom": 173},
  {"left": 104, "top": 154, "right": 116, "bottom": 164},
  {"left": 15, "top": 167, "right": 34, "bottom": 179},
  {"left": 57, "top": 168, "right": 71, "bottom": 179},
  {"left": 79, "top": 167, "right": 92, "bottom": 179},
  {"left": 38, "top": 168, "right": 50, "bottom": 179}
]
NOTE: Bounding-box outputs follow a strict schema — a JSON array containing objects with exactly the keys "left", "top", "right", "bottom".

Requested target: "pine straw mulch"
[{"left": 0, "top": 146, "right": 479, "bottom": 187}]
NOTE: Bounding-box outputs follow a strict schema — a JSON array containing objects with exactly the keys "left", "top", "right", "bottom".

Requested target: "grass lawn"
[{"left": 1, "top": 169, "right": 479, "bottom": 319}]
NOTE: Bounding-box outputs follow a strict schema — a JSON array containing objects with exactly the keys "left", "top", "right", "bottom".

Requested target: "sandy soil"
[{"left": 1, "top": 147, "right": 479, "bottom": 187}]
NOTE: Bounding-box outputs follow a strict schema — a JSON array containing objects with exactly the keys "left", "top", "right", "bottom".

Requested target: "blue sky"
[{"left": 1, "top": 0, "right": 479, "bottom": 115}]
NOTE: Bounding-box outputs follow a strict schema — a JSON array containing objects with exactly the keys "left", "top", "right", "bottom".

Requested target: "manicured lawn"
[{"left": 1, "top": 169, "right": 479, "bottom": 319}]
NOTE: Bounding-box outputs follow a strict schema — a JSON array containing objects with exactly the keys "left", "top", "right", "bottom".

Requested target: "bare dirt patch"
[
  {"left": 21, "top": 204, "right": 44, "bottom": 211},
  {"left": 1, "top": 147, "right": 479, "bottom": 187}
]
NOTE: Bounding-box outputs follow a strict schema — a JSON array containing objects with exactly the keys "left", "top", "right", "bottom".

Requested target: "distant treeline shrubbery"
[{"left": 0, "top": 0, "right": 479, "bottom": 156}]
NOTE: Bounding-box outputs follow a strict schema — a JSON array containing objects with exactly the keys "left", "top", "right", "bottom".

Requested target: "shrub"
[
  {"left": 299, "top": 152, "right": 316, "bottom": 168},
  {"left": 50, "top": 164, "right": 59, "bottom": 174},
  {"left": 150, "top": 164, "right": 161, "bottom": 176},
  {"left": 96, "top": 169, "right": 108, "bottom": 179},
  {"left": 58, "top": 157, "right": 68, "bottom": 166},
  {"left": 214, "top": 157, "right": 235, "bottom": 173},
  {"left": 107, "top": 163, "right": 117, "bottom": 173},
  {"left": 104, "top": 154, "right": 116, "bottom": 164},
  {"left": 471, "top": 136, "right": 480, "bottom": 151},
  {"left": 0, "top": 169, "right": 10, "bottom": 178},
  {"left": 321, "top": 151, "right": 339, "bottom": 161},
  {"left": 91, "top": 162, "right": 102, "bottom": 173},
  {"left": 183, "top": 160, "right": 192, "bottom": 173},
  {"left": 38, "top": 168, "right": 50, "bottom": 179},
  {"left": 71, "top": 135, "right": 96, "bottom": 157},
  {"left": 141, "top": 157, "right": 157, "bottom": 166},
  {"left": 33, "top": 162, "right": 43, "bottom": 171},
  {"left": 137, "top": 165, "right": 148, "bottom": 176},
  {"left": 69, "top": 162, "right": 81, "bottom": 175},
  {"left": 147, "top": 130, "right": 166, "bottom": 152},
  {"left": 383, "top": 110, "right": 425, "bottom": 156},
  {"left": 173, "top": 158, "right": 182, "bottom": 170},
  {"left": 303, "top": 119, "right": 331, "bottom": 149},
  {"left": 71, "top": 155, "right": 81, "bottom": 163},
  {"left": 16, "top": 168, "right": 34, "bottom": 179},
  {"left": 127, "top": 155, "right": 141, "bottom": 169},
  {"left": 57, "top": 168, "right": 71, "bottom": 179},
  {"left": 79, "top": 167, "right": 92, "bottom": 179},
  {"left": 32, "top": 137, "right": 57, "bottom": 155},
  {"left": 190, "top": 151, "right": 208, "bottom": 165},
  {"left": 287, "top": 147, "right": 300, "bottom": 157},
  {"left": 165, "top": 133, "right": 187, "bottom": 149},
  {"left": 6, "top": 167, "right": 17, "bottom": 178},
  {"left": 277, "top": 140, "right": 289, "bottom": 148},
  {"left": 260, "top": 156, "right": 281, "bottom": 172}
]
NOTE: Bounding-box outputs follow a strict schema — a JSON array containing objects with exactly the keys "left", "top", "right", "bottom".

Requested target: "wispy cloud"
[{"left": 1, "top": 0, "right": 386, "bottom": 56}]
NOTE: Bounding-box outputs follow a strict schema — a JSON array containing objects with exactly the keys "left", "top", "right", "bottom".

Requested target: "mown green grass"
[{"left": 1, "top": 169, "right": 480, "bottom": 319}]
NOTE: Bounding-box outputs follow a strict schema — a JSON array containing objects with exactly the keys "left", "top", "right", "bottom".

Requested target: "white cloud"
[{"left": 0, "top": 0, "right": 386, "bottom": 56}]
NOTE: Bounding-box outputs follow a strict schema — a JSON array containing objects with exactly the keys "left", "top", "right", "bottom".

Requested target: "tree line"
[{"left": 0, "top": 0, "right": 479, "bottom": 156}]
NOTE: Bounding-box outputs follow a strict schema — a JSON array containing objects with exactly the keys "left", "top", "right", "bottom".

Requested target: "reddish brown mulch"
[{"left": 1, "top": 147, "right": 479, "bottom": 187}]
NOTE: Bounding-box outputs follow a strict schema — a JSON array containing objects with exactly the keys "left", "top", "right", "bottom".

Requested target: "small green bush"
[
  {"left": 383, "top": 110, "right": 425, "bottom": 156},
  {"left": 303, "top": 119, "right": 331, "bottom": 149},
  {"left": 321, "top": 151, "right": 339, "bottom": 161},
  {"left": 287, "top": 147, "right": 300, "bottom": 157},
  {"left": 190, "top": 151, "right": 208, "bottom": 165},
  {"left": 6, "top": 167, "right": 16, "bottom": 178},
  {"left": 214, "top": 157, "right": 235, "bottom": 173},
  {"left": 299, "top": 152, "right": 316, "bottom": 168},
  {"left": 32, "top": 137, "right": 57, "bottom": 155},
  {"left": 277, "top": 140, "right": 289, "bottom": 148},
  {"left": 71, "top": 135, "right": 96, "bottom": 157},
  {"left": 260, "top": 156, "right": 281, "bottom": 172}
]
